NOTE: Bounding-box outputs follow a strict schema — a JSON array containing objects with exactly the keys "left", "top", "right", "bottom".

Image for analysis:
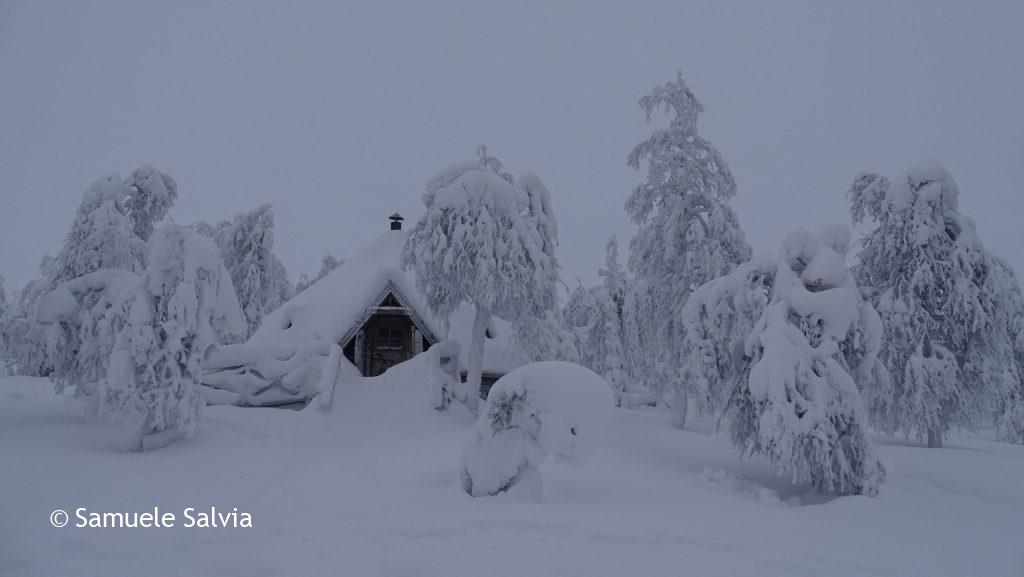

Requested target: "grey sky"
[{"left": 2, "top": 0, "right": 1022, "bottom": 295}]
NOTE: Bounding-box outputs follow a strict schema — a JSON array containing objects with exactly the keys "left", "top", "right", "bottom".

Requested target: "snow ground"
[{"left": 1, "top": 374, "right": 1021, "bottom": 577}]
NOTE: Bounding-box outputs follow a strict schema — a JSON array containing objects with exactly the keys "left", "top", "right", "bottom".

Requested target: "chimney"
[{"left": 389, "top": 213, "right": 404, "bottom": 231}]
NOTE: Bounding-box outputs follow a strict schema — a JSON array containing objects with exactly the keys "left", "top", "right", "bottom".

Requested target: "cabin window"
[{"left": 376, "top": 328, "right": 404, "bottom": 349}]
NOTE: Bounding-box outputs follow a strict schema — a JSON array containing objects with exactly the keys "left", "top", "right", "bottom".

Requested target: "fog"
[{"left": 2, "top": 0, "right": 1021, "bottom": 293}]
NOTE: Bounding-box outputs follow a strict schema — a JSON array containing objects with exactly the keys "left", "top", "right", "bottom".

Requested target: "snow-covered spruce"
[
  {"left": 720, "top": 227, "right": 886, "bottom": 496},
  {"left": 403, "top": 148, "right": 558, "bottom": 410},
  {"left": 460, "top": 361, "right": 614, "bottom": 499},
  {"left": 0, "top": 275, "right": 12, "bottom": 375},
  {"left": 295, "top": 254, "right": 342, "bottom": 294},
  {"left": 626, "top": 73, "right": 751, "bottom": 427},
  {"left": 51, "top": 174, "right": 145, "bottom": 287},
  {"left": 680, "top": 253, "right": 776, "bottom": 418},
  {"left": 104, "top": 224, "right": 245, "bottom": 451},
  {"left": 125, "top": 165, "right": 178, "bottom": 241},
  {"left": 849, "top": 160, "right": 1024, "bottom": 445},
  {"left": 549, "top": 237, "right": 650, "bottom": 407},
  {"left": 2, "top": 266, "right": 51, "bottom": 377},
  {"left": 31, "top": 269, "right": 140, "bottom": 399},
  {"left": 198, "top": 204, "right": 293, "bottom": 338}
]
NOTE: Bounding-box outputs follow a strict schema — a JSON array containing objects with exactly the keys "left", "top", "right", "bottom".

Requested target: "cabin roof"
[{"left": 250, "top": 229, "right": 526, "bottom": 375}]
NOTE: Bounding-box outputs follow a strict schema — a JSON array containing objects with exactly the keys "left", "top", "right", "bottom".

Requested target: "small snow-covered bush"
[{"left": 460, "top": 361, "right": 614, "bottom": 499}]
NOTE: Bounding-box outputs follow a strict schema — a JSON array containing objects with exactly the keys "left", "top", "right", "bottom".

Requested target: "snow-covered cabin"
[{"left": 202, "top": 216, "right": 526, "bottom": 406}]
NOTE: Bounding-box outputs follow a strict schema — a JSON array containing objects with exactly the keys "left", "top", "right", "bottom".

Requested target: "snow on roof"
[{"left": 250, "top": 229, "right": 526, "bottom": 375}]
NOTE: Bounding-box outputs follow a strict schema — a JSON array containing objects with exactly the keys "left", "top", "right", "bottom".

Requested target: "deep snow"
[{"left": 1, "top": 374, "right": 1021, "bottom": 577}]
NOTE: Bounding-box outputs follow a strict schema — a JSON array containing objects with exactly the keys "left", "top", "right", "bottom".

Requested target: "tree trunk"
[
  {"left": 927, "top": 427, "right": 944, "bottom": 448},
  {"left": 465, "top": 303, "right": 490, "bottom": 412}
]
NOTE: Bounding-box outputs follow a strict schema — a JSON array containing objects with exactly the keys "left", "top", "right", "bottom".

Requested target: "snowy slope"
[{"left": 1, "top": 374, "right": 1022, "bottom": 577}]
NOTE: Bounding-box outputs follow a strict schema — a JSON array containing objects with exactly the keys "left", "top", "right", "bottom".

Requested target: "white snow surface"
[
  {"left": 2, "top": 373, "right": 1021, "bottom": 577},
  {"left": 249, "top": 229, "right": 526, "bottom": 375}
]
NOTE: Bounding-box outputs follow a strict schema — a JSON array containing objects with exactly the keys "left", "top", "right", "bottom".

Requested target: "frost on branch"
[
  {"left": 727, "top": 227, "right": 886, "bottom": 496},
  {"left": 460, "top": 361, "right": 613, "bottom": 499}
]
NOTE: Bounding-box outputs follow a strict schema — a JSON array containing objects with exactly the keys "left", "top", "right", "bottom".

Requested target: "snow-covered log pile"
[
  {"left": 201, "top": 341, "right": 359, "bottom": 408},
  {"left": 460, "top": 361, "right": 614, "bottom": 499}
]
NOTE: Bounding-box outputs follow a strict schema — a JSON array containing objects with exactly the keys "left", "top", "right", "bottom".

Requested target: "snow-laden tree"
[
  {"left": 512, "top": 309, "right": 581, "bottom": 366},
  {"left": 460, "top": 361, "right": 613, "bottom": 499},
  {"left": 0, "top": 276, "right": 11, "bottom": 375},
  {"left": 404, "top": 149, "right": 559, "bottom": 409},
  {"left": 626, "top": 73, "right": 752, "bottom": 426},
  {"left": 849, "top": 160, "right": 1024, "bottom": 446},
  {"left": 52, "top": 174, "right": 145, "bottom": 286},
  {"left": 2, "top": 257, "right": 59, "bottom": 376},
  {"left": 104, "top": 224, "right": 245, "bottom": 451},
  {"left": 32, "top": 269, "right": 140, "bottom": 399},
  {"left": 719, "top": 227, "right": 885, "bottom": 496},
  {"left": 581, "top": 237, "right": 631, "bottom": 405},
  {"left": 125, "top": 165, "right": 178, "bottom": 241},
  {"left": 902, "top": 335, "right": 963, "bottom": 447},
  {"left": 214, "top": 204, "right": 293, "bottom": 337},
  {"left": 295, "top": 254, "right": 342, "bottom": 294},
  {"left": 680, "top": 253, "right": 776, "bottom": 418}
]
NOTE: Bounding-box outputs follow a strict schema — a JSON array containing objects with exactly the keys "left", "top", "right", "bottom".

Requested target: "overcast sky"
[{"left": 2, "top": 0, "right": 1022, "bottom": 296}]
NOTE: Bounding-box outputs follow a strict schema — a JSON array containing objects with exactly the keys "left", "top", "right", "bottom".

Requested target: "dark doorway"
[{"left": 363, "top": 313, "right": 414, "bottom": 376}]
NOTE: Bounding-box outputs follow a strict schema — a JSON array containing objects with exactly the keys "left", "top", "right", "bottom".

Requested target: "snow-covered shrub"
[
  {"left": 625, "top": 73, "right": 751, "bottom": 426},
  {"left": 404, "top": 148, "right": 559, "bottom": 410},
  {"left": 727, "top": 227, "right": 885, "bottom": 496},
  {"left": 849, "top": 160, "right": 1024, "bottom": 445},
  {"left": 460, "top": 361, "right": 614, "bottom": 499},
  {"left": 105, "top": 224, "right": 244, "bottom": 451},
  {"left": 125, "top": 165, "right": 178, "bottom": 241}
]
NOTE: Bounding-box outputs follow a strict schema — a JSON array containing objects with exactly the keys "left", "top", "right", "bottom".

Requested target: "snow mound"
[{"left": 460, "top": 361, "right": 614, "bottom": 499}]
